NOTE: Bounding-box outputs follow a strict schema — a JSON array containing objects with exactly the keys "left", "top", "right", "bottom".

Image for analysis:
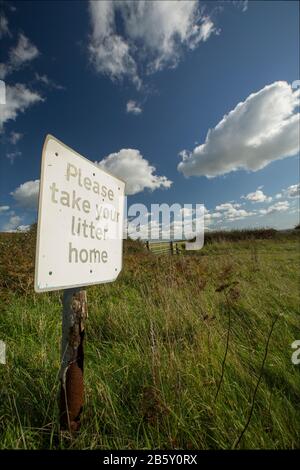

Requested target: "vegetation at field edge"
[{"left": 0, "top": 226, "right": 299, "bottom": 449}]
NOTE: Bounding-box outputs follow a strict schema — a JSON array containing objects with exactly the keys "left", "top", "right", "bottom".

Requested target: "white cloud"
[
  {"left": 204, "top": 211, "right": 221, "bottom": 225},
  {"left": 243, "top": 188, "right": 272, "bottom": 203},
  {"left": 275, "top": 183, "right": 300, "bottom": 200},
  {"left": 9, "top": 131, "right": 23, "bottom": 144},
  {"left": 259, "top": 201, "right": 290, "bottom": 215},
  {"left": 0, "top": 83, "right": 43, "bottom": 131},
  {"left": 10, "top": 33, "right": 39, "bottom": 66},
  {"left": 0, "top": 33, "right": 39, "bottom": 79},
  {"left": 35, "top": 73, "right": 65, "bottom": 90},
  {"left": 214, "top": 202, "right": 254, "bottom": 221},
  {"left": 215, "top": 202, "right": 241, "bottom": 211},
  {"left": 180, "top": 207, "right": 194, "bottom": 217},
  {"left": 202, "top": 203, "right": 254, "bottom": 228},
  {"left": 284, "top": 183, "right": 300, "bottom": 198},
  {"left": 0, "top": 63, "right": 8, "bottom": 79},
  {"left": 0, "top": 205, "right": 10, "bottom": 213},
  {"left": 10, "top": 179, "right": 40, "bottom": 210},
  {"left": 0, "top": 14, "right": 10, "bottom": 38},
  {"left": 225, "top": 208, "right": 254, "bottom": 221},
  {"left": 211, "top": 211, "right": 222, "bottom": 219},
  {"left": 7, "top": 150, "right": 21, "bottom": 164},
  {"left": 97, "top": 148, "right": 172, "bottom": 195},
  {"left": 3, "top": 215, "right": 22, "bottom": 232},
  {"left": 126, "top": 100, "right": 142, "bottom": 115},
  {"left": 16, "top": 224, "right": 30, "bottom": 232},
  {"left": 88, "top": 0, "right": 216, "bottom": 85},
  {"left": 178, "top": 81, "right": 300, "bottom": 177},
  {"left": 232, "top": 1, "right": 248, "bottom": 12},
  {"left": 88, "top": 1, "right": 140, "bottom": 86},
  {"left": 127, "top": 218, "right": 161, "bottom": 240}
]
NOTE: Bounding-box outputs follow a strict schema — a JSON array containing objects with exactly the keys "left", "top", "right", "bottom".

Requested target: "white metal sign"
[{"left": 35, "top": 135, "right": 125, "bottom": 292}]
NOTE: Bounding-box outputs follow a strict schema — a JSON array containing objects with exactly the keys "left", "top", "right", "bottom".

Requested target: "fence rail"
[{"left": 145, "top": 241, "right": 184, "bottom": 255}]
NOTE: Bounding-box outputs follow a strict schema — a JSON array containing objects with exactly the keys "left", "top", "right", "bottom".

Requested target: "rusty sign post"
[
  {"left": 60, "top": 288, "right": 87, "bottom": 431},
  {"left": 35, "top": 135, "right": 125, "bottom": 432}
]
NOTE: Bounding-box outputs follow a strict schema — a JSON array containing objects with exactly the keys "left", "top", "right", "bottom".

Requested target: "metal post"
[{"left": 60, "top": 288, "right": 88, "bottom": 432}]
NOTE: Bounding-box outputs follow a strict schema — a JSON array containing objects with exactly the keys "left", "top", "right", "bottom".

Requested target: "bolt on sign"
[{"left": 35, "top": 135, "right": 125, "bottom": 292}]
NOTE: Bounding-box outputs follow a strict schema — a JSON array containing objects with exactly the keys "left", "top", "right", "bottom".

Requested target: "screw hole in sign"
[
  {"left": 55, "top": 152, "right": 58, "bottom": 156},
  {"left": 90, "top": 270, "right": 93, "bottom": 273},
  {"left": 49, "top": 271, "right": 53, "bottom": 275}
]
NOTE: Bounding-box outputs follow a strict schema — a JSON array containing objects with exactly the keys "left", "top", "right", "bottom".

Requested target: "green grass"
[{"left": 0, "top": 230, "right": 299, "bottom": 449}]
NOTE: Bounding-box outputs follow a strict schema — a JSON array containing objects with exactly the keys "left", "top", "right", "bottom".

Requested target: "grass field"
[{"left": 0, "top": 227, "right": 299, "bottom": 449}]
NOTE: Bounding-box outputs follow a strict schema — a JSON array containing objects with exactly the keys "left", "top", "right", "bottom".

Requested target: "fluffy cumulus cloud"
[
  {"left": 259, "top": 201, "right": 290, "bottom": 215},
  {"left": 214, "top": 202, "right": 254, "bottom": 221},
  {"left": 10, "top": 179, "right": 40, "bottom": 210},
  {"left": 215, "top": 202, "right": 241, "bottom": 211},
  {"left": 0, "top": 205, "right": 10, "bottom": 213},
  {"left": 180, "top": 207, "right": 194, "bottom": 217},
  {"left": 97, "top": 148, "right": 172, "bottom": 195},
  {"left": 0, "top": 14, "right": 10, "bottom": 39},
  {"left": 0, "top": 33, "right": 39, "bottom": 79},
  {"left": 284, "top": 183, "right": 300, "bottom": 198},
  {"left": 127, "top": 187, "right": 297, "bottom": 235},
  {"left": 205, "top": 189, "right": 297, "bottom": 227},
  {"left": 204, "top": 211, "right": 222, "bottom": 226},
  {"left": 16, "top": 224, "right": 30, "bottom": 232},
  {"left": 232, "top": 0, "right": 248, "bottom": 12},
  {"left": 7, "top": 150, "right": 21, "bottom": 164},
  {"left": 10, "top": 33, "right": 39, "bottom": 66},
  {"left": 178, "top": 81, "right": 300, "bottom": 177},
  {"left": 3, "top": 215, "right": 22, "bottom": 232},
  {"left": 88, "top": 0, "right": 216, "bottom": 85},
  {"left": 243, "top": 188, "right": 272, "bottom": 203},
  {"left": 275, "top": 183, "right": 300, "bottom": 200},
  {"left": 35, "top": 73, "right": 65, "bottom": 90},
  {"left": 126, "top": 100, "right": 142, "bottom": 115},
  {"left": 9, "top": 131, "right": 23, "bottom": 144},
  {"left": 0, "top": 83, "right": 43, "bottom": 131}
]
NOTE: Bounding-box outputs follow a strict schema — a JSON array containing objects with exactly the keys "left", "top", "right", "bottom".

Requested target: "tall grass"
[{"left": 0, "top": 227, "right": 299, "bottom": 449}]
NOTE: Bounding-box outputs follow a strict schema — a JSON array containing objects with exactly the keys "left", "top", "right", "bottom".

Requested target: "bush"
[{"left": 0, "top": 224, "right": 37, "bottom": 295}]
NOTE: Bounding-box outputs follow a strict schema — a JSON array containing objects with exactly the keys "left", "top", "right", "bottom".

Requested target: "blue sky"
[{"left": 0, "top": 0, "right": 299, "bottom": 233}]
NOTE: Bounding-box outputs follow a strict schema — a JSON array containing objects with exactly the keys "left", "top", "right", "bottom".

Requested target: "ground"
[{"left": 0, "top": 228, "right": 299, "bottom": 449}]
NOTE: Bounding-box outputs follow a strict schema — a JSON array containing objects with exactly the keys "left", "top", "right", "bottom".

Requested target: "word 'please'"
[{"left": 66, "top": 163, "right": 114, "bottom": 201}]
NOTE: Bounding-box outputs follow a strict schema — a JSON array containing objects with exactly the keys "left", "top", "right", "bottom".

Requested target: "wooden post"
[
  {"left": 176, "top": 243, "right": 180, "bottom": 255},
  {"left": 170, "top": 241, "right": 174, "bottom": 255},
  {"left": 60, "top": 288, "right": 88, "bottom": 432},
  {"left": 146, "top": 240, "right": 150, "bottom": 251}
]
